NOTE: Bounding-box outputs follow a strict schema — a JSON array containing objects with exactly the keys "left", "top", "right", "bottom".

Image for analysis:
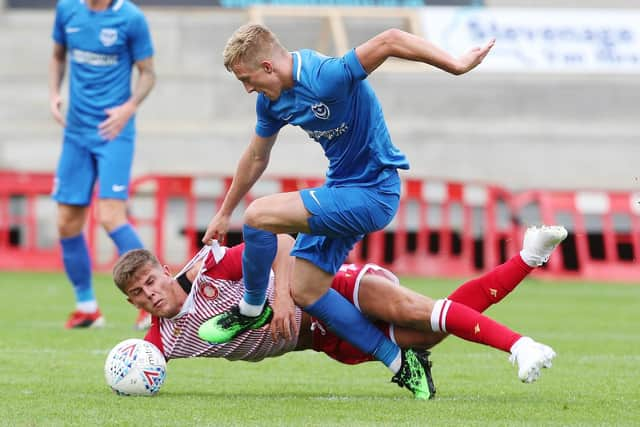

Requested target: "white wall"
[{"left": 1, "top": 7, "right": 639, "bottom": 191}]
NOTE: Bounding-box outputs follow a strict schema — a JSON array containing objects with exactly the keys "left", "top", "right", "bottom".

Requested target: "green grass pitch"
[{"left": 0, "top": 270, "right": 638, "bottom": 426}]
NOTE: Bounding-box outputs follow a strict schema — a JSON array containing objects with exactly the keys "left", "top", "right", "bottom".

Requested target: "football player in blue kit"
[
  {"left": 199, "top": 24, "right": 494, "bottom": 399},
  {"left": 49, "top": 0, "right": 155, "bottom": 329}
]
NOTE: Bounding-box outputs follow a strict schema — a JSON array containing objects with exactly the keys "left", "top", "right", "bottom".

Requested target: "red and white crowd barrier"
[
  {"left": 0, "top": 171, "right": 60, "bottom": 270},
  {"left": 349, "top": 179, "right": 513, "bottom": 278},
  {"left": 511, "top": 190, "right": 640, "bottom": 282},
  {"left": 1, "top": 170, "right": 638, "bottom": 283}
]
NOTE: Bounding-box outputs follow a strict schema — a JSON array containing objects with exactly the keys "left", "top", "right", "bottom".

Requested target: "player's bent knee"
[
  {"left": 243, "top": 202, "right": 265, "bottom": 229},
  {"left": 291, "top": 287, "right": 323, "bottom": 309},
  {"left": 56, "top": 213, "right": 85, "bottom": 237},
  {"left": 291, "top": 291, "right": 311, "bottom": 308},
  {"left": 244, "top": 199, "right": 293, "bottom": 231},
  {"left": 57, "top": 221, "right": 84, "bottom": 238},
  {"left": 97, "top": 211, "right": 128, "bottom": 232}
]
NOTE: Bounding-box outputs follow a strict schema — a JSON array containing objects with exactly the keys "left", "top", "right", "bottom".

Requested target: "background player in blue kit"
[
  {"left": 199, "top": 24, "right": 494, "bottom": 399},
  {"left": 49, "top": 0, "right": 155, "bottom": 329}
]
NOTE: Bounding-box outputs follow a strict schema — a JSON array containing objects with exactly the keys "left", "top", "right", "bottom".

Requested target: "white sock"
[
  {"left": 389, "top": 351, "right": 402, "bottom": 374},
  {"left": 238, "top": 299, "right": 264, "bottom": 317},
  {"left": 430, "top": 299, "right": 451, "bottom": 333},
  {"left": 77, "top": 300, "right": 98, "bottom": 313}
]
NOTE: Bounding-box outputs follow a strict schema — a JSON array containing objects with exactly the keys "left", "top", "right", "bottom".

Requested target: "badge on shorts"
[{"left": 100, "top": 28, "right": 118, "bottom": 47}]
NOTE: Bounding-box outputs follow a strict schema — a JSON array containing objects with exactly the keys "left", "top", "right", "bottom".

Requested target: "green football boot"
[
  {"left": 391, "top": 349, "right": 436, "bottom": 400},
  {"left": 198, "top": 304, "right": 273, "bottom": 344}
]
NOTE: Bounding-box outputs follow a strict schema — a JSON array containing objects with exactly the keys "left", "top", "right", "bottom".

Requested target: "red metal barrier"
[
  {"left": 1, "top": 170, "right": 637, "bottom": 283},
  {"left": 0, "top": 172, "right": 215, "bottom": 272},
  {"left": 85, "top": 174, "right": 326, "bottom": 271},
  {"left": 0, "top": 171, "right": 61, "bottom": 270},
  {"left": 511, "top": 190, "right": 640, "bottom": 282},
  {"left": 87, "top": 175, "right": 202, "bottom": 271},
  {"left": 348, "top": 179, "right": 514, "bottom": 277}
]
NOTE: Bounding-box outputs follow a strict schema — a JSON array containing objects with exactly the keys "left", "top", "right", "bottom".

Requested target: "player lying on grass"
[{"left": 112, "top": 225, "right": 567, "bottom": 399}]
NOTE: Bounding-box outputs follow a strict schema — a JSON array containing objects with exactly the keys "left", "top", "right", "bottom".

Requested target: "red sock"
[
  {"left": 430, "top": 299, "right": 521, "bottom": 353},
  {"left": 447, "top": 255, "right": 533, "bottom": 312}
]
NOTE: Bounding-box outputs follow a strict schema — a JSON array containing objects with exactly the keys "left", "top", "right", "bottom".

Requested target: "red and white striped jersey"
[{"left": 145, "top": 242, "right": 303, "bottom": 362}]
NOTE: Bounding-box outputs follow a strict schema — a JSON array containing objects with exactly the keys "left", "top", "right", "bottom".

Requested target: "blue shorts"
[
  {"left": 52, "top": 130, "right": 135, "bottom": 206},
  {"left": 291, "top": 171, "right": 400, "bottom": 274}
]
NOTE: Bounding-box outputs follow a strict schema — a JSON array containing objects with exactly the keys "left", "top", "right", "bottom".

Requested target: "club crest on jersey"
[
  {"left": 198, "top": 283, "right": 219, "bottom": 300},
  {"left": 311, "top": 102, "right": 330, "bottom": 120},
  {"left": 100, "top": 28, "right": 118, "bottom": 47}
]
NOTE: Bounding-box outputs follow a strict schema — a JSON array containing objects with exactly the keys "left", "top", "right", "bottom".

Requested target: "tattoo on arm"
[{"left": 131, "top": 57, "right": 156, "bottom": 107}]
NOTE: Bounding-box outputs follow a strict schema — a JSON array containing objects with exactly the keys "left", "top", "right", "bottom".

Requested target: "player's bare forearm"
[
  {"left": 202, "top": 137, "right": 273, "bottom": 243},
  {"left": 219, "top": 134, "right": 275, "bottom": 216},
  {"left": 129, "top": 57, "right": 156, "bottom": 108},
  {"left": 355, "top": 28, "right": 494, "bottom": 75},
  {"left": 48, "top": 56, "right": 65, "bottom": 98}
]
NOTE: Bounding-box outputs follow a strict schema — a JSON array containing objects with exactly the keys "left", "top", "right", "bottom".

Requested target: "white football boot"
[
  {"left": 520, "top": 225, "right": 568, "bottom": 267},
  {"left": 509, "top": 337, "right": 557, "bottom": 383}
]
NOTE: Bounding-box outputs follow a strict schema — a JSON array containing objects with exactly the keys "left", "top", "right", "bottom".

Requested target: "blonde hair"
[
  {"left": 112, "top": 249, "right": 161, "bottom": 294},
  {"left": 223, "top": 24, "right": 286, "bottom": 71}
]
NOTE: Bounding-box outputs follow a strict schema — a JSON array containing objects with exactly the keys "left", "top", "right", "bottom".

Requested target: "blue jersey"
[
  {"left": 255, "top": 49, "right": 409, "bottom": 186},
  {"left": 52, "top": 0, "right": 154, "bottom": 136}
]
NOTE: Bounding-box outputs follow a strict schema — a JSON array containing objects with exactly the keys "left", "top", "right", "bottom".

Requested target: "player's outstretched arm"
[
  {"left": 355, "top": 28, "right": 495, "bottom": 75},
  {"left": 201, "top": 132, "right": 278, "bottom": 244}
]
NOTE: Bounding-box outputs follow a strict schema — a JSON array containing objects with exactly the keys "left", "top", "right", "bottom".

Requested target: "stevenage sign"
[{"left": 421, "top": 7, "right": 640, "bottom": 73}]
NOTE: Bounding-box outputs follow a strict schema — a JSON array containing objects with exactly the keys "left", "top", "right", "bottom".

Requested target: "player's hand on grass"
[
  {"left": 455, "top": 38, "right": 495, "bottom": 74},
  {"left": 50, "top": 93, "right": 66, "bottom": 127},
  {"left": 202, "top": 212, "right": 231, "bottom": 245},
  {"left": 270, "top": 292, "right": 298, "bottom": 342},
  {"left": 99, "top": 101, "right": 136, "bottom": 140}
]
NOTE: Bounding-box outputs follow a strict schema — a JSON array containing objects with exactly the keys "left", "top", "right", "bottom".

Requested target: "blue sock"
[
  {"left": 242, "top": 224, "right": 277, "bottom": 307},
  {"left": 304, "top": 289, "right": 401, "bottom": 368},
  {"left": 109, "top": 223, "right": 144, "bottom": 256},
  {"left": 60, "top": 234, "right": 94, "bottom": 303}
]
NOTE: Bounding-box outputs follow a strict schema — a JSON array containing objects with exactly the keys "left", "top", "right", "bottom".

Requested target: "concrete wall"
[{"left": 1, "top": 8, "right": 639, "bottom": 191}]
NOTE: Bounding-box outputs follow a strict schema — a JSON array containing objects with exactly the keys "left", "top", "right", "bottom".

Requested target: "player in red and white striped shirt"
[{"left": 112, "top": 225, "right": 567, "bottom": 394}]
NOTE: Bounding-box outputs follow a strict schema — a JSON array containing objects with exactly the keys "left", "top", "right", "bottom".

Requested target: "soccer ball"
[{"left": 104, "top": 338, "right": 167, "bottom": 396}]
